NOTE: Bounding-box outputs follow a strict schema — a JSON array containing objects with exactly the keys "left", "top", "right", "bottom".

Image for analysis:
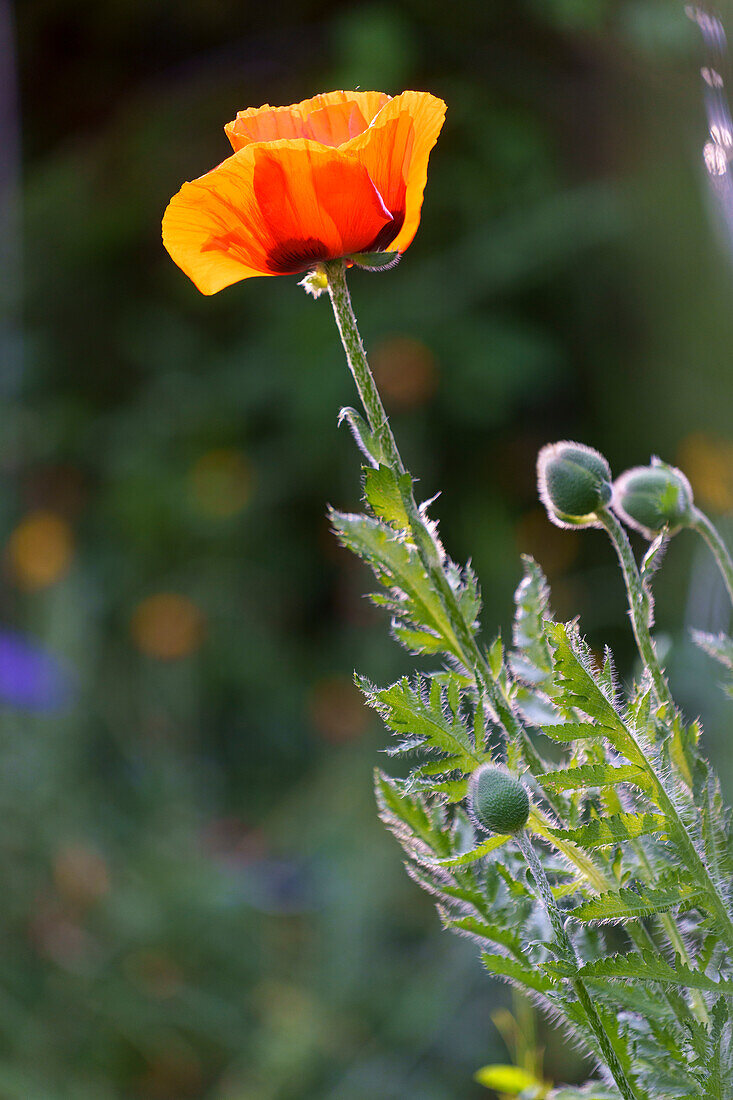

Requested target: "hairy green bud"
[
  {"left": 612, "top": 459, "right": 694, "bottom": 539},
  {"left": 537, "top": 442, "right": 612, "bottom": 529},
  {"left": 468, "top": 765, "right": 530, "bottom": 835}
]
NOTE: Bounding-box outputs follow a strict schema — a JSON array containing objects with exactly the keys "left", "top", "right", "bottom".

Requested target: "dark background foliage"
[{"left": 0, "top": 0, "right": 731, "bottom": 1096}]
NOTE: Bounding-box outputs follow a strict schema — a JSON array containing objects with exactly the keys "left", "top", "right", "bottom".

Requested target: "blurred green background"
[{"left": 1, "top": 0, "right": 732, "bottom": 1096}]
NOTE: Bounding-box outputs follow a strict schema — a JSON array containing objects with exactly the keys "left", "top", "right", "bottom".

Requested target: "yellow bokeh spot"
[
  {"left": 189, "top": 448, "right": 252, "bottom": 518},
  {"left": 6, "top": 511, "right": 73, "bottom": 590},
  {"left": 677, "top": 432, "right": 733, "bottom": 513},
  {"left": 130, "top": 593, "right": 204, "bottom": 660}
]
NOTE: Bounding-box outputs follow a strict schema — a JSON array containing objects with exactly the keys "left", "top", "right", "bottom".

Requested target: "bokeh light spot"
[
  {"left": 677, "top": 432, "right": 733, "bottom": 513},
  {"left": 308, "top": 675, "right": 369, "bottom": 743},
  {"left": 134, "top": 1041, "right": 203, "bottom": 1099},
  {"left": 131, "top": 593, "right": 205, "bottom": 660},
  {"left": 53, "top": 843, "right": 110, "bottom": 910},
  {"left": 0, "top": 630, "right": 73, "bottom": 711},
  {"left": 371, "top": 335, "right": 438, "bottom": 409},
  {"left": 189, "top": 448, "right": 252, "bottom": 518},
  {"left": 6, "top": 511, "right": 73, "bottom": 590}
]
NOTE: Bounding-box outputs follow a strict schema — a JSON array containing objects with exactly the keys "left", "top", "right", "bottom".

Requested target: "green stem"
[
  {"left": 516, "top": 832, "right": 642, "bottom": 1100},
  {"left": 323, "top": 260, "right": 536, "bottom": 759},
  {"left": 596, "top": 508, "right": 674, "bottom": 711},
  {"left": 690, "top": 506, "right": 733, "bottom": 609}
]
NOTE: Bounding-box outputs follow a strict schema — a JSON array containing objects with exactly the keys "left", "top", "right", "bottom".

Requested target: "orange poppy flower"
[{"left": 162, "top": 90, "right": 446, "bottom": 295}]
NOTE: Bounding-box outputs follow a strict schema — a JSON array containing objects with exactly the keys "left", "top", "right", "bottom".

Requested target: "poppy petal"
[
  {"left": 343, "top": 91, "right": 446, "bottom": 254},
  {"left": 251, "top": 142, "right": 393, "bottom": 270},
  {"left": 225, "top": 91, "right": 391, "bottom": 151},
  {"left": 162, "top": 140, "right": 392, "bottom": 294}
]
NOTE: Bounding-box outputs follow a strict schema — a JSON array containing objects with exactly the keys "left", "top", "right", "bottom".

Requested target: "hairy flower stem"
[
  {"left": 596, "top": 509, "right": 674, "bottom": 710},
  {"left": 516, "top": 832, "right": 642, "bottom": 1100},
  {"left": 323, "top": 260, "right": 539, "bottom": 764},
  {"left": 691, "top": 506, "right": 733, "bottom": 608}
]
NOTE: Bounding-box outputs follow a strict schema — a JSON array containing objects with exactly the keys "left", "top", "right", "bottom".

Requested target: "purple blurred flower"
[{"left": 0, "top": 630, "right": 74, "bottom": 711}]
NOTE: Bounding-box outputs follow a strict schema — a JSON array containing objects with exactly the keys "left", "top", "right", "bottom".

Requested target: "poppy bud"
[
  {"left": 612, "top": 459, "right": 694, "bottom": 539},
  {"left": 468, "top": 765, "right": 530, "bottom": 835},
  {"left": 537, "top": 442, "right": 612, "bottom": 529}
]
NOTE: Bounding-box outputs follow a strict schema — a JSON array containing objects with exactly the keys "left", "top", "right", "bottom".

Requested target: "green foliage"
[
  {"left": 338, "top": 414, "right": 733, "bottom": 1096},
  {"left": 547, "top": 812, "right": 667, "bottom": 849},
  {"left": 362, "top": 674, "right": 486, "bottom": 802},
  {"left": 570, "top": 879, "right": 703, "bottom": 924},
  {"left": 556, "top": 950, "right": 733, "bottom": 994}
]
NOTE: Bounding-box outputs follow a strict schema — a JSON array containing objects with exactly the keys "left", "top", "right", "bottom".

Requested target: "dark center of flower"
[{"left": 266, "top": 238, "right": 331, "bottom": 274}]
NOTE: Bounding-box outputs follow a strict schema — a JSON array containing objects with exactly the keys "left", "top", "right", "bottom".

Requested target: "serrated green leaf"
[
  {"left": 545, "top": 622, "right": 659, "bottom": 770},
  {"left": 392, "top": 625, "right": 445, "bottom": 654},
  {"left": 443, "top": 914, "right": 525, "bottom": 957},
  {"left": 331, "top": 509, "right": 460, "bottom": 653},
  {"left": 547, "top": 812, "right": 666, "bottom": 849},
  {"left": 364, "top": 675, "right": 484, "bottom": 798},
  {"left": 363, "top": 464, "right": 411, "bottom": 529},
  {"left": 540, "top": 722, "right": 606, "bottom": 743},
  {"left": 537, "top": 763, "right": 646, "bottom": 791},
  {"left": 337, "top": 405, "right": 384, "bottom": 465},
  {"left": 545, "top": 622, "right": 620, "bottom": 725},
  {"left": 481, "top": 952, "right": 557, "bottom": 994},
  {"left": 640, "top": 530, "right": 668, "bottom": 584},
  {"left": 573, "top": 949, "right": 733, "bottom": 993},
  {"left": 570, "top": 881, "right": 703, "bottom": 923},
  {"left": 488, "top": 634, "right": 504, "bottom": 677},
  {"left": 512, "top": 557, "right": 553, "bottom": 657},
  {"left": 432, "top": 834, "right": 509, "bottom": 867},
  {"left": 430, "top": 778, "right": 469, "bottom": 803}
]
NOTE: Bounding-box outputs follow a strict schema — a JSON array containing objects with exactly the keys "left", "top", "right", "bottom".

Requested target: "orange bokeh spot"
[
  {"left": 308, "top": 675, "right": 369, "bottom": 743},
  {"left": 135, "top": 1044, "right": 203, "bottom": 1099},
  {"left": 371, "top": 335, "right": 438, "bottom": 409},
  {"left": 131, "top": 594, "right": 205, "bottom": 660},
  {"left": 189, "top": 448, "right": 252, "bottom": 518},
  {"left": 6, "top": 511, "right": 73, "bottom": 590},
  {"left": 677, "top": 432, "right": 733, "bottom": 513}
]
